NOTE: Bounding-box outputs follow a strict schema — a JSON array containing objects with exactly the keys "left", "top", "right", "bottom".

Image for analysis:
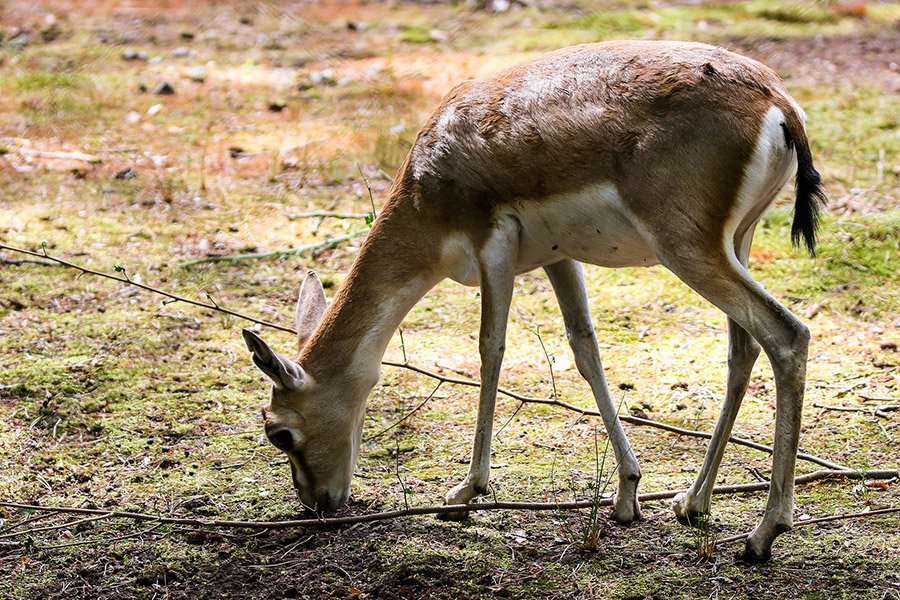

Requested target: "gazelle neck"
[{"left": 298, "top": 192, "right": 443, "bottom": 389}]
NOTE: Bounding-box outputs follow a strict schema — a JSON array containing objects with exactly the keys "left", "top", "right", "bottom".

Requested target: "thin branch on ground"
[
  {"left": 9, "top": 145, "right": 102, "bottom": 163},
  {"left": 814, "top": 402, "right": 898, "bottom": 419},
  {"left": 0, "top": 512, "right": 113, "bottom": 539},
  {"left": 532, "top": 325, "right": 559, "bottom": 401},
  {"left": 0, "top": 243, "right": 295, "bottom": 334},
  {"left": 0, "top": 510, "right": 57, "bottom": 535},
  {"left": 0, "top": 243, "right": 850, "bottom": 471},
  {"left": 288, "top": 211, "right": 371, "bottom": 220},
  {"left": 36, "top": 522, "right": 166, "bottom": 550},
  {"left": 858, "top": 394, "right": 897, "bottom": 403},
  {"left": 178, "top": 230, "right": 368, "bottom": 268},
  {"left": 0, "top": 254, "right": 57, "bottom": 267},
  {"left": 383, "top": 360, "right": 848, "bottom": 471},
  {"left": 366, "top": 381, "right": 443, "bottom": 441},
  {"left": 210, "top": 450, "right": 258, "bottom": 470},
  {"left": 358, "top": 164, "right": 378, "bottom": 221},
  {"left": 716, "top": 506, "right": 900, "bottom": 545},
  {"left": 1, "top": 469, "right": 896, "bottom": 532}
]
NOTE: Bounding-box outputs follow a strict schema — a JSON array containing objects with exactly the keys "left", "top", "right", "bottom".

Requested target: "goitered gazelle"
[{"left": 242, "top": 40, "right": 826, "bottom": 562}]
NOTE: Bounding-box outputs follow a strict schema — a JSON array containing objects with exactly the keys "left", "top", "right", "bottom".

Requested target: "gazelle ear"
[
  {"left": 242, "top": 329, "right": 306, "bottom": 390},
  {"left": 296, "top": 270, "right": 326, "bottom": 349}
]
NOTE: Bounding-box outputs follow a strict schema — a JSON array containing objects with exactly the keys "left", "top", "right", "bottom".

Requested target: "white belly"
[
  {"left": 439, "top": 182, "right": 658, "bottom": 287},
  {"left": 508, "top": 182, "right": 658, "bottom": 272}
]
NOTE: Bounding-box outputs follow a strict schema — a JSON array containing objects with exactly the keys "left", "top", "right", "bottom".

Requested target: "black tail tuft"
[
  {"left": 791, "top": 164, "right": 827, "bottom": 257},
  {"left": 788, "top": 131, "right": 827, "bottom": 257}
]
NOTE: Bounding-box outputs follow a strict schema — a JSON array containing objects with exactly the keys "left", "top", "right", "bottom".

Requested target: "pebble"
[
  {"left": 122, "top": 49, "right": 148, "bottom": 61},
  {"left": 151, "top": 82, "right": 175, "bottom": 95},
  {"left": 184, "top": 66, "right": 208, "bottom": 82}
]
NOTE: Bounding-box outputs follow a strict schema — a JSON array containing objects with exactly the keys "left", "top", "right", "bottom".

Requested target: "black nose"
[{"left": 267, "top": 429, "right": 294, "bottom": 450}]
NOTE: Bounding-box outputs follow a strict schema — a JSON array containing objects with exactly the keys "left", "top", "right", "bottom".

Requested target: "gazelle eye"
[{"left": 268, "top": 429, "right": 295, "bottom": 450}]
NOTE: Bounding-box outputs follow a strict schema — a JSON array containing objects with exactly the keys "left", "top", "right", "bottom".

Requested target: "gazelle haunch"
[{"left": 243, "top": 41, "right": 826, "bottom": 562}]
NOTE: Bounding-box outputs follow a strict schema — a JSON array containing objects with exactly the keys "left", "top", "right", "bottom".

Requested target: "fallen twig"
[
  {"left": 0, "top": 512, "right": 113, "bottom": 540},
  {"left": 384, "top": 360, "right": 849, "bottom": 471},
  {"left": 10, "top": 146, "right": 102, "bottom": 163},
  {"left": 288, "top": 211, "right": 370, "bottom": 220},
  {"left": 178, "top": 230, "right": 368, "bottom": 268},
  {"left": 0, "top": 243, "right": 294, "bottom": 334},
  {"left": 366, "top": 381, "right": 444, "bottom": 441},
  {"left": 1, "top": 469, "right": 896, "bottom": 532},
  {"left": 36, "top": 522, "right": 166, "bottom": 550},
  {"left": 0, "top": 254, "right": 57, "bottom": 267},
  {"left": 814, "top": 402, "right": 898, "bottom": 419},
  {"left": 717, "top": 506, "right": 900, "bottom": 545},
  {"left": 858, "top": 393, "right": 898, "bottom": 403}
]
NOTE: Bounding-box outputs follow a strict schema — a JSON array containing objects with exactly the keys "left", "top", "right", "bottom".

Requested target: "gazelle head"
[{"left": 242, "top": 271, "right": 365, "bottom": 513}]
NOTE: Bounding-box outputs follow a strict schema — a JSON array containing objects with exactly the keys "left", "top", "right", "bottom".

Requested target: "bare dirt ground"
[
  {"left": 728, "top": 31, "right": 900, "bottom": 92},
  {"left": 1, "top": 1, "right": 898, "bottom": 599}
]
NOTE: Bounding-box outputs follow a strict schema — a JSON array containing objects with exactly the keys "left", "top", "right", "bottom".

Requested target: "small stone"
[
  {"left": 124, "top": 111, "right": 141, "bottom": 124},
  {"left": 122, "top": 49, "right": 148, "bottom": 61},
  {"left": 429, "top": 29, "right": 449, "bottom": 43},
  {"left": 8, "top": 34, "right": 29, "bottom": 48},
  {"left": 151, "top": 82, "right": 175, "bottom": 95},
  {"left": 147, "top": 103, "right": 163, "bottom": 116},
  {"left": 630, "top": 407, "right": 649, "bottom": 420},
  {"left": 114, "top": 167, "right": 137, "bottom": 180},
  {"left": 170, "top": 46, "right": 191, "bottom": 57},
  {"left": 184, "top": 66, "right": 208, "bottom": 82}
]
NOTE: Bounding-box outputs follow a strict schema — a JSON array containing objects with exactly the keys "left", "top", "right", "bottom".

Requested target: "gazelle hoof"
[
  {"left": 672, "top": 491, "right": 708, "bottom": 527},
  {"left": 739, "top": 542, "right": 772, "bottom": 564},
  {"left": 611, "top": 496, "right": 642, "bottom": 525}
]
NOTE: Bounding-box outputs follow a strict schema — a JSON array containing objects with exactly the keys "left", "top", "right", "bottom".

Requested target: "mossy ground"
[{"left": 1, "top": 1, "right": 898, "bottom": 598}]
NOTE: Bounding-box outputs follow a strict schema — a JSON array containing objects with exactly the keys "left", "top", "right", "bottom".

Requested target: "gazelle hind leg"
[
  {"left": 673, "top": 225, "right": 761, "bottom": 524},
  {"left": 544, "top": 260, "right": 642, "bottom": 523},
  {"left": 658, "top": 244, "right": 808, "bottom": 562},
  {"left": 441, "top": 218, "right": 518, "bottom": 519}
]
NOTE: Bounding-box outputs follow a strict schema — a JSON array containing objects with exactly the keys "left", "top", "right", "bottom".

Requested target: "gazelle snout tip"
[{"left": 295, "top": 487, "right": 348, "bottom": 514}]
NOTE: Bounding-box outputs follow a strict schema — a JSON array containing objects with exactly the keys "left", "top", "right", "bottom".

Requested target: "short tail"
[{"left": 780, "top": 103, "right": 827, "bottom": 257}]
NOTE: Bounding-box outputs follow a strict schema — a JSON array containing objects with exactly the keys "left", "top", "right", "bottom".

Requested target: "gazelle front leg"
[
  {"left": 544, "top": 259, "right": 642, "bottom": 523},
  {"left": 442, "top": 220, "right": 518, "bottom": 518},
  {"left": 673, "top": 227, "right": 761, "bottom": 523}
]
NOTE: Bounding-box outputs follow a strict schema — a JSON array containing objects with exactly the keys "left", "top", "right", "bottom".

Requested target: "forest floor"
[{"left": 0, "top": 1, "right": 898, "bottom": 598}]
